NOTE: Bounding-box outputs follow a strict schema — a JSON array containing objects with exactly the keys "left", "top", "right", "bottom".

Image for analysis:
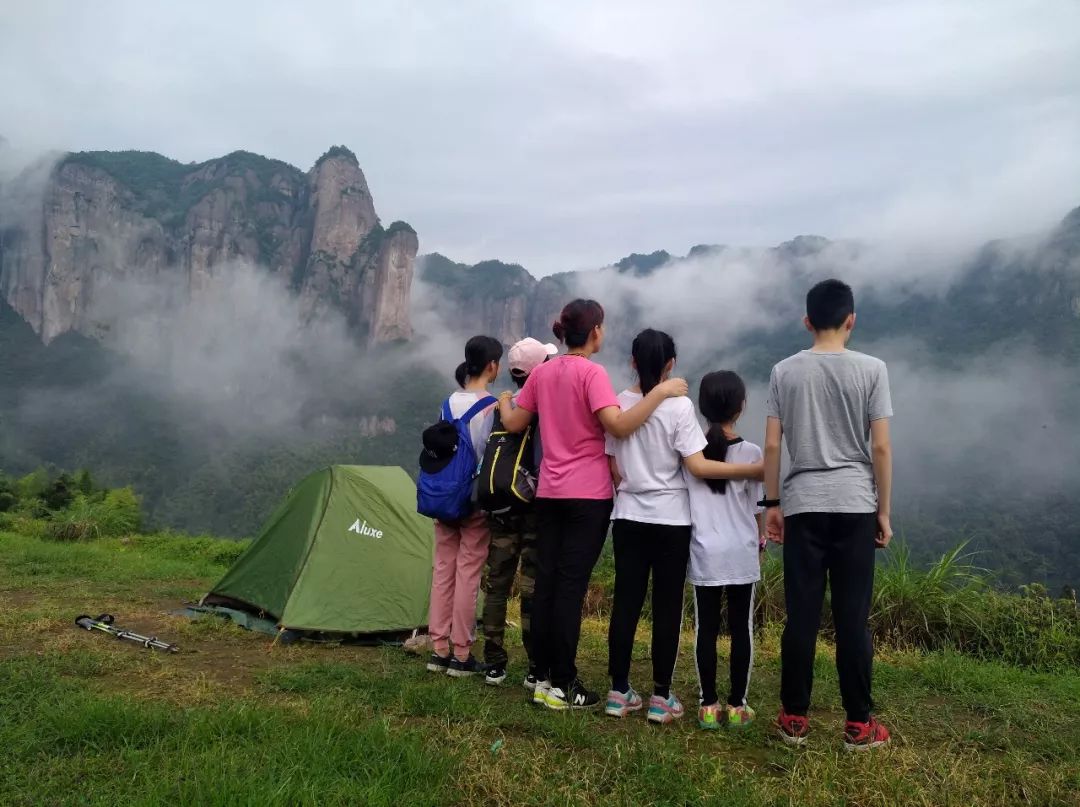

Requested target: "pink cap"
[{"left": 508, "top": 337, "right": 558, "bottom": 374}]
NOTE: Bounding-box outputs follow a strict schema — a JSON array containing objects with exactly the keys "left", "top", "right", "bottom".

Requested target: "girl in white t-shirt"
[
  {"left": 685, "top": 370, "right": 765, "bottom": 730},
  {"left": 604, "top": 331, "right": 763, "bottom": 724}
]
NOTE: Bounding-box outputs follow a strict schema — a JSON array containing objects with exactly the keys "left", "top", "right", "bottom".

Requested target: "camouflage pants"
[{"left": 482, "top": 511, "right": 538, "bottom": 668}]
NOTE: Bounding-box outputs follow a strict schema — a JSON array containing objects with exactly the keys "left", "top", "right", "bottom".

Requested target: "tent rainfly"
[{"left": 203, "top": 465, "right": 435, "bottom": 635}]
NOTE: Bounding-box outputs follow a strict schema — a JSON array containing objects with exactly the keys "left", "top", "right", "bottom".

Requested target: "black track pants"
[{"left": 693, "top": 583, "right": 755, "bottom": 707}]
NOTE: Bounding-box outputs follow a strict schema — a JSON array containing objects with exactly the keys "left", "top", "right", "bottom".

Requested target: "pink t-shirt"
[{"left": 516, "top": 355, "right": 620, "bottom": 500}]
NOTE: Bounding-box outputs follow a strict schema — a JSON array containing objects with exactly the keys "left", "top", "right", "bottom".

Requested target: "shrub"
[
  {"left": 0, "top": 473, "right": 16, "bottom": 513},
  {"left": 100, "top": 487, "right": 142, "bottom": 535},
  {"left": 969, "top": 587, "right": 1080, "bottom": 670},
  {"left": 47, "top": 496, "right": 101, "bottom": 541},
  {"left": 3, "top": 514, "right": 50, "bottom": 539},
  {"left": 73, "top": 469, "right": 95, "bottom": 496},
  {"left": 43, "top": 474, "right": 77, "bottom": 511},
  {"left": 46, "top": 488, "right": 142, "bottom": 542},
  {"left": 17, "top": 468, "right": 49, "bottom": 501}
]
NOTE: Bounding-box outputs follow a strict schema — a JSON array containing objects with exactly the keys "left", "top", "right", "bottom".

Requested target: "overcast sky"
[{"left": 2, "top": 0, "right": 1079, "bottom": 275}]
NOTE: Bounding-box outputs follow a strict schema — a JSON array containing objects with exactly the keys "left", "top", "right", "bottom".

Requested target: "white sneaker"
[
  {"left": 532, "top": 679, "right": 551, "bottom": 706},
  {"left": 544, "top": 685, "right": 569, "bottom": 711},
  {"left": 548, "top": 680, "right": 601, "bottom": 711}
]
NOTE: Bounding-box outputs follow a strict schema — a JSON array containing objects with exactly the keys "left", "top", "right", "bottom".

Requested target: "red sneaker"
[
  {"left": 843, "top": 716, "right": 891, "bottom": 751},
  {"left": 775, "top": 709, "right": 810, "bottom": 746}
]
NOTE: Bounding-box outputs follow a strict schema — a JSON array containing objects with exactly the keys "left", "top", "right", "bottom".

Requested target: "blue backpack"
[{"left": 417, "top": 396, "right": 497, "bottom": 523}]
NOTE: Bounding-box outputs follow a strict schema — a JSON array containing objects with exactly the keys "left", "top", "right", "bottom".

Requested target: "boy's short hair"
[{"left": 806, "top": 279, "right": 855, "bottom": 330}]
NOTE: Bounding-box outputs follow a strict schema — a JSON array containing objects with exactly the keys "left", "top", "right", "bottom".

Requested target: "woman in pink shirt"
[{"left": 497, "top": 299, "right": 686, "bottom": 710}]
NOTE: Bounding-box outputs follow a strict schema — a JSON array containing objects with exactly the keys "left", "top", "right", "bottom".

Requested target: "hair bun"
[{"left": 552, "top": 320, "right": 565, "bottom": 341}]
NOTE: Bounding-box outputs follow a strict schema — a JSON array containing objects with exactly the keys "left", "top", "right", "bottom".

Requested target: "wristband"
[{"left": 757, "top": 497, "right": 781, "bottom": 508}]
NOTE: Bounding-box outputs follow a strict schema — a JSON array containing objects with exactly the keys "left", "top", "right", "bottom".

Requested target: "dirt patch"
[
  {"left": 0, "top": 588, "right": 381, "bottom": 692},
  {"left": 0, "top": 589, "right": 40, "bottom": 608}
]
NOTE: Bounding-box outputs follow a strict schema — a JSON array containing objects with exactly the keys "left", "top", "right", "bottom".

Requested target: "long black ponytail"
[
  {"left": 455, "top": 335, "right": 503, "bottom": 386},
  {"left": 630, "top": 328, "right": 676, "bottom": 394},
  {"left": 698, "top": 370, "right": 747, "bottom": 494}
]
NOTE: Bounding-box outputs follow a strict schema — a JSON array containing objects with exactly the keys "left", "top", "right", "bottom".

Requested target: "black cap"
[{"left": 419, "top": 421, "right": 459, "bottom": 474}]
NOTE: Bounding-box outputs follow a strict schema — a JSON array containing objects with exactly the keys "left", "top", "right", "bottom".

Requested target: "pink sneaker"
[
  {"left": 647, "top": 693, "right": 685, "bottom": 724},
  {"left": 605, "top": 687, "right": 644, "bottom": 718}
]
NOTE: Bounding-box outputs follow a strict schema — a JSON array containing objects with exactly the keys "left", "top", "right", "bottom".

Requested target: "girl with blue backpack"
[{"left": 420, "top": 335, "right": 502, "bottom": 677}]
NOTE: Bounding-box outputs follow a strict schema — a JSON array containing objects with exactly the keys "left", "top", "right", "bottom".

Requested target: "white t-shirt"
[
  {"left": 685, "top": 439, "right": 765, "bottom": 586},
  {"left": 445, "top": 390, "right": 496, "bottom": 461},
  {"left": 605, "top": 390, "right": 708, "bottom": 525}
]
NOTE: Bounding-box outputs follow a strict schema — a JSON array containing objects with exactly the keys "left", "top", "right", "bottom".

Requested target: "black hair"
[
  {"left": 455, "top": 335, "right": 503, "bottom": 385},
  {"left": 698, "top": 370, "right": 747, "bottom": 494},
  {"left": 553, "top": 299, "right": 605, "bottom": 348},
  {"left": 806, "top": 278, "right": 855, "bottom": 331},
  {"left": 630, "top": 328, "right": 676, "bottom": 395}
]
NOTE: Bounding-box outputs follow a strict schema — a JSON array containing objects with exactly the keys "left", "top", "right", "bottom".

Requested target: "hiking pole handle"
[{"left": 75, "top": 613, "right": 115, "bottom": 630}]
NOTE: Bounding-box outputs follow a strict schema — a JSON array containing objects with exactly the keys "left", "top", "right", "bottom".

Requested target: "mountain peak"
[
  {"left": 775, "top": 234, "right": 831, "bottom": 258},
  {"left": 614, "top": 250, "right": 671, "bottom": 275},
  {"left": 687, "top": 244, "right": 724, "bottom": 259},
  {"left": 315, "top": 145, "right": 359, "bottom": 167}
]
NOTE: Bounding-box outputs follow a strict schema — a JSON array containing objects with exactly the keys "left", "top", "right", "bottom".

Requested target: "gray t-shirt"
[{"left": 766, "top": 350, "right": 892, "bottom": 515}]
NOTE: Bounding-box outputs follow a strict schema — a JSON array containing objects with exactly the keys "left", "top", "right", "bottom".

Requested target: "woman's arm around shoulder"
[
  {"left": 597, "top": 377, "right": 688, "bottom": 439},
  {"left": 498, "top": 390, "right": 534, "bottom": 433}
]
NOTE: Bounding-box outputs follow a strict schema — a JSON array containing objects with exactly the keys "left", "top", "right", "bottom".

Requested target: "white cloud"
[{"left": 1, "top": 0, "right": 1078, "bottom": 275}]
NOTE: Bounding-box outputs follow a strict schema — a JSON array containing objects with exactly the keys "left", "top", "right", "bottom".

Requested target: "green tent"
[{"left": 203, "top": 465, "right": 435, "bottom": 634}]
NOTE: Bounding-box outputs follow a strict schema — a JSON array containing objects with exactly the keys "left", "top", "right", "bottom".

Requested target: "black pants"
[
  {"left": 532, "top": 497, "right": 613, "bottom": 690},
  {"left": 781, "top": 512, "right": 877, "bottom": 723},
  {"left": 693, "top": 583, "right": 754, "bottom": 707},
  {"left": 607, "top": 519, "right": 691, "bottom": 698}
]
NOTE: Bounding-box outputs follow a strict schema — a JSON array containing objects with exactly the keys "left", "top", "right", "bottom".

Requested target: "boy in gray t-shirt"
[{"left": 763, "top": 279, "right": 894, "bottom": 751}]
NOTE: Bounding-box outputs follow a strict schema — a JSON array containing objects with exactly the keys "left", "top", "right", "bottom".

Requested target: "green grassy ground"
[{"left": 2, "top": 531, "right": 1079, "bottom": 806}]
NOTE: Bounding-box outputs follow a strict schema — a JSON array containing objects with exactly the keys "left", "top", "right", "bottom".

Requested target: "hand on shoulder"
[{"left": 657, "top": 377, "right": 688, "bottom": 398}]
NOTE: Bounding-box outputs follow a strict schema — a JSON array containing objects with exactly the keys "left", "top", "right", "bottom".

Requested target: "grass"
[{"left": 2, "top": 530, "right": 1080, "bottom": 806}]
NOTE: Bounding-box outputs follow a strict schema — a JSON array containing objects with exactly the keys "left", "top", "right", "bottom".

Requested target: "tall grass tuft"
[
  {"left": 46, "top": 488, "right": 142, "bottom": 541},
  {"left": 871, "top": 541, "right": 987, "bottom": 649}
]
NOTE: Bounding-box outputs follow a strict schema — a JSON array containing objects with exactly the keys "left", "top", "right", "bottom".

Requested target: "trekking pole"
[{"left": 74, "top": 613, "right": 180, "bottom": 653}]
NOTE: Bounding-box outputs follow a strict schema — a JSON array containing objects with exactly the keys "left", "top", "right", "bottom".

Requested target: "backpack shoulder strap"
[{"left": 460, "top": 395, "right": 498, "bottom": 424}]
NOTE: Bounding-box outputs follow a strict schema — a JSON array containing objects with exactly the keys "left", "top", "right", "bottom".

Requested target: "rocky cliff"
[
  {"left": 417, "top": 253, "right": 543, "bottom": 345},
  {"left": 0, "top": 146, "right": 417, "bottom": 344}
]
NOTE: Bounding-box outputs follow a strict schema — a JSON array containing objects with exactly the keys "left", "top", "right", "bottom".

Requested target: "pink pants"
[{"left": 429, "top": 511, "right": 490, "bottom": 660}]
